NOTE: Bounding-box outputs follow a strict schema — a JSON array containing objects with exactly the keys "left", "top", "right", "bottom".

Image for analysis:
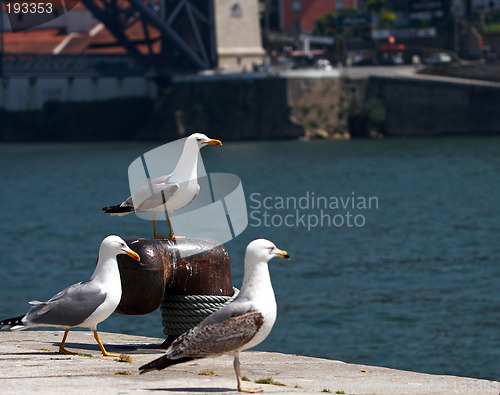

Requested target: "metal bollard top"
[{"left": 115, "top": 238, "right": 232, "bottom": 315}]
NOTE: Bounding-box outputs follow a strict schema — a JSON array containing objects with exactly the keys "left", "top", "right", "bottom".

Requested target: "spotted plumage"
[{"left": 139, "top": 239, "right": 290, "bottom": 393}]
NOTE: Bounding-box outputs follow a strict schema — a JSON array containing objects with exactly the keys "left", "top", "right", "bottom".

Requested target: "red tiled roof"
[
  {"left": 59, "top": 33, "right": 93, "bottom": 54},
  {"left": 3, "top": 20, "right": 162, "bottom": 54},
  {"left": 3, "top": 29, "right": 67, "bottom": 53}
]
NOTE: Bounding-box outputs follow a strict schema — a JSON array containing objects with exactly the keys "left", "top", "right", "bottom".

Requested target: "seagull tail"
[
  {"left": 0, "top": 315, "right": 25, "bottom": 330},
  {"left": 139, "top": 356, "right": 195, "bottom": 374},
  {"left": 101, "top": 205, "right": 134, "bottom": 215}
]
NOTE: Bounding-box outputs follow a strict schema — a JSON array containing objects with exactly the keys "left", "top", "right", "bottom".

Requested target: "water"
[{"left": 1, "top": 137, "right": 499, "bottom": 381}]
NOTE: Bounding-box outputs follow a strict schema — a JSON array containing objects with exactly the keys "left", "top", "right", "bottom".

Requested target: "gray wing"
[
  {"left": 122, "top": 178, "right": 179, "bottom": 212},
  {"left": 23, "top": 281, "right": 107, "bottom": 328},
  {"left": 167, "top": 311, "right": 264, "bottom": 359}
]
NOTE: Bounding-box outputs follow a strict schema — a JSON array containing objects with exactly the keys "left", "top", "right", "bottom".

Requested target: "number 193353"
[{"left": 6, "top": 2, "right": 54, "bottom": 14}]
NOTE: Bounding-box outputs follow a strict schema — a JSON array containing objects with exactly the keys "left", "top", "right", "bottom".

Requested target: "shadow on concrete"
[
  {"left": 145, "top": 388, "right": 233, "bottom": 393},
  {"left": 49, "top": 341, "right": 162, "bottom": 354}
]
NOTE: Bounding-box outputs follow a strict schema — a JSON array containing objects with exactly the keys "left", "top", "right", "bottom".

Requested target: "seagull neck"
[
  {"left": 171, "top": 141, "right": 199, "bottom": 182},
  {"left": 90, "top": 255, "right": 120, "bottom": 283},
  {"left": 239, "top": 261, "right": 274, "bottom": 300}
]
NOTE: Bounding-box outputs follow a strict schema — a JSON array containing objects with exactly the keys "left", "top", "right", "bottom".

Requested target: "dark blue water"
[{"left": 1, "top": 137, "right": 499, "bottom": 381}]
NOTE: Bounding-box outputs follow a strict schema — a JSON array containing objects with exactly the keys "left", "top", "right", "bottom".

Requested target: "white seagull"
[
  {"left": 139, "top": 239, "right": 290, "bottom": 393},
  {"left": 0, "top": 235, "right": 141, "bottom": 357},
  {"left": 102, "top": 133, "right": 222, "bottom": 238}
]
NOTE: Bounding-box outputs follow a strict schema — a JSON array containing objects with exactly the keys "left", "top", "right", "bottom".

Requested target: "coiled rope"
[{"left": 161, "top": 287, "right": 240, "bottom": 336}]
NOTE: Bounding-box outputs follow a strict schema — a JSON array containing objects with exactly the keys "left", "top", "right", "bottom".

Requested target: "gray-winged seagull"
[
  {"left": 0, "top": 235, "right": 140, "bottom": 357},
  {"left": 102, "top": 133, "right": 222, "bottom": 238},
  {"left": 139, "top": 239, "right": 290, "bottom": 393}
]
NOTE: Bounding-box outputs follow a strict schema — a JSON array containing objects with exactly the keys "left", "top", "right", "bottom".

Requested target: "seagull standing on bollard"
[
  {"left": 139, "top": 239, "right": 290, "bottom": 393},
  {"left": 102, "top": 133, "right": 222, "bottom": 238},
  {"left": 0, "top": 235, "right": 141, "bottom": 357}
]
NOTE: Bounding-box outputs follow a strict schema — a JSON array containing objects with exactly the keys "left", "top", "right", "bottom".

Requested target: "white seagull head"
[
  {"left": 99, "top": 235, "right": 141, "bottom": 262},
  {"left": 188, "top": 133, "right": 222, "bottom": 148},
  {"left": 245, "top": 239, "right": 290, "bottom": 264}
]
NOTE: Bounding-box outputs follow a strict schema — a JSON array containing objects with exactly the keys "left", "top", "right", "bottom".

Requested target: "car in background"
[
  {"left": 422, "top": 53, "right": 453, "bottom": 65},
  {"left": 315, "top": 58, "right": 334, "bottom": 71}
]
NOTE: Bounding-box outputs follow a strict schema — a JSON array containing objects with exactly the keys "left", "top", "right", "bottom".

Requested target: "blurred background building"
[{"left": 1, "top": 0, "right": 499, "bottom": 133}]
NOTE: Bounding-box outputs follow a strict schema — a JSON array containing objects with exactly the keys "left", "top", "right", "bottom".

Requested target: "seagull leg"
[
  {"left": 94, "top": 331, "right": 121, "bottom": 357},
  {"left": 234, "top": 353, "right": 262, "bottom": 393},
  {"left": 167, "top": 214, "right": 185, "bottom": 239},
  {"left": 59, "top": 328, "right": 76, "bottom": 355},
  {"left": 167, "top": 214, "right": 174, "bottom": 238},
  {"left": 152, "top": 212, "right": 184, "bottom": 239},
  {"left": 152, "top": 212, "right": 168, "bottom": 239}
]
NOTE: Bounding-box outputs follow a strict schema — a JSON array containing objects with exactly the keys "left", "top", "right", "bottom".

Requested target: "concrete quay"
[{"left": 0, "top": 330, "right": 498, "bottom": 395}]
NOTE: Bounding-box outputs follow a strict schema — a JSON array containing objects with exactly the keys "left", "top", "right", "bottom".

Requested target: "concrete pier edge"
[{"left": 0, "top": 330, "right": 498, "bottom": 394}]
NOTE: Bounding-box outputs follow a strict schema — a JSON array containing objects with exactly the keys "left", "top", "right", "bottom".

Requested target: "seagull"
[
  {"left": 0, "top": 235, "right": 141, "bottom": 357},
  {"left": 139, "top": 239, "right": 290, "bottom": 393},
  {"left": 102, "top": 133, "right": 222, "bottom": 238}
]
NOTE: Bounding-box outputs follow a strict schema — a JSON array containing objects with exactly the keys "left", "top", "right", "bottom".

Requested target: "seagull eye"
[
  {"left": 196, "top": 138, "right": 202, "bottom": 142},
  {"left": 120, "top": 243, "right": 125, "bottom": 247}
]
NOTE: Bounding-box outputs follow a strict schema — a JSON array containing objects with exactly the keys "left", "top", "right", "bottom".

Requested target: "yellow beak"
[
  {"left": 207, "top": 139, "right": 222, "bottom": 146},
  {"left": 276, "top": 249, "right": 290, "bottom": 259},
  {"left": 124, "top": 249, "right": 141, "bottom": 262}
]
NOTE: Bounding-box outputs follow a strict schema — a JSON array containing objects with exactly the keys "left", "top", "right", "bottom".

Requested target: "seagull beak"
[
  {"left": 206, "top": 139, "right": 222, "bottom": 146},
  {"left": 275, "top": 249, "right": 290, "bottom": 259},
  {"left": 123, "top": 248, "right": 141, "bottom": 262}
]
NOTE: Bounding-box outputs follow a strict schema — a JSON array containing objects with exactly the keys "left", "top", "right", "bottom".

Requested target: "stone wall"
[
  {"left": 419, "top": 63, "right": 500, "bottom": 83},
  {"left": 2, "top": 72, "right": 499, "bottom": 141},
  {"left": 144, "top": 76, "right": 303, "bottom": 141},
  {"left": 0, "top": 97, "right": 154, "bottom": 142},
  {"left": 286, "top": 76, "right": 349, "bottom": 138},
  {"left": 144, "top": 75, "right": 361, "bottom": 141},
  {"left": 0, "top": 76, "right": 157, "bottom": 111},
  {"left": 365, "top": 76, "right": 500, "bottom": 136}
]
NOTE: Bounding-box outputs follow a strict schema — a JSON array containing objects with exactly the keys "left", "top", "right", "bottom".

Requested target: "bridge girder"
[{"left": 78, "top": 0, "right": 217, "bottom": 71}]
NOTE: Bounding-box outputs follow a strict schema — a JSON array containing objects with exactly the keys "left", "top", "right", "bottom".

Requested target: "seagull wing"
[
  {"left": 169, "top": 311, "right": 264, "bottom": 359},
  {"left": 139, "top": 311, "right": 264, "bottom": 373},
  {"left": 122, "top": 178, "right": 179, "bottom": 212},
  {"left": 23, "top": 281, "right": 107, "bottom": 328}
]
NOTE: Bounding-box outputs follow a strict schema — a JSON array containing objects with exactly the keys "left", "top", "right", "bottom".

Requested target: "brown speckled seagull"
[{"left": 139, "top": 239, "right": 290, "bottom": 393}]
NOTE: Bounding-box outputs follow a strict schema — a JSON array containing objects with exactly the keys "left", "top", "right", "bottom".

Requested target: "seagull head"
[
  {"left": 245, "top": 239, "right": 290, "bottom": 264},
  {"left": 189, "top": 133, "right": 222, "bottom": 148},
  {"left": 100, "top": 235, "right": 141, "bottom": 262}
]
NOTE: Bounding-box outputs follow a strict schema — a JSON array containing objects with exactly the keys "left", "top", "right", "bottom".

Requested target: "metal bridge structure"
[{"left": 0, "top": 0, "right": 217, "bottom": 77}]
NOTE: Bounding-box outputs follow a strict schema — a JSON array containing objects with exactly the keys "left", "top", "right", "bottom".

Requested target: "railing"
[{"left": 0, "top": 53, "right": 175, "bottom": 77}]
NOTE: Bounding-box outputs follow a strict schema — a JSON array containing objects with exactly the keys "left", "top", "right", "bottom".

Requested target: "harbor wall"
[
  {"left": 365, "top": 76, "right": 500, "bottom": 136},
  {"left": 128, "top": 72, "right": 500, "bottom": 140},
  {"left": 143, "top": 76, "right": 303, "bottom": 141},
  {"left": 0, "top": 76, "right": 157, "bottom": 141},
  {"left": 0, "top": 76, "right": 157, "bottom": 111},
  {"left": 1, "top": 71, "right": 500, "bottom": 141},
  {"left": 141, "top": 75, "right": 351, "bottom": 141}
]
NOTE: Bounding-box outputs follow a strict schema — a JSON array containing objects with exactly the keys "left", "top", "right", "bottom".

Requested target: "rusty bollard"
[{"left": 115, "top": 238, "right": 235, "bottom": 345}]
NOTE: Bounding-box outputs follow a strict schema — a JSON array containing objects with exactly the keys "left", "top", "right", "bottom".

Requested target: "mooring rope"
[{"left": 161, "top": 287, "right": 240, "bottom": 336}]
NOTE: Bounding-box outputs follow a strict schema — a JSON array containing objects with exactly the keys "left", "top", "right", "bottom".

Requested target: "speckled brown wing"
[{"left": 168, "top": 311, "right": 264, "bottom": 359}]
